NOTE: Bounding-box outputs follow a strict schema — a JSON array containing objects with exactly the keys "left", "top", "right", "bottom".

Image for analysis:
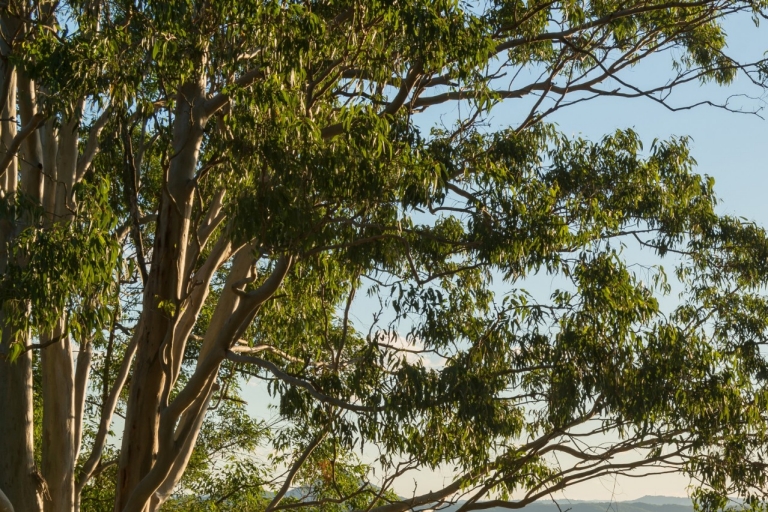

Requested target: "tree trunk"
[
  {"left": 0, "top": 324, "right": 43, "bottom": 512},
  {"left": 40, "top": 330, "right": 76, "bottom": 512},
  {"left": 115, "top": 78, "right": 207, "bottom": 512},
  {"left": 114, "top": 297, "right": 171, "bottom": 512},
  {"left": 0, "top": 34, "right": 43, "bottom": 512},
  {"left": 149, "top": 245, "right": 255, "bottom": 509},
  {"left": 39, "top": 110, "right": 80, "bottom": 512}
]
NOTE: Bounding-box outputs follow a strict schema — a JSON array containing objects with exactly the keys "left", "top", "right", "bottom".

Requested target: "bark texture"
[
  {"left": 0, "top": 327, "right": 43, "bottom": 512},
  {"left": 115, "top": 78, "right": 208, "bottom": 512},
  {"left": 0, "top": 27, "right": 43, "bottom": 510},
  {"left": 41, "top": 331, "right": 76, "bottom": 512}
]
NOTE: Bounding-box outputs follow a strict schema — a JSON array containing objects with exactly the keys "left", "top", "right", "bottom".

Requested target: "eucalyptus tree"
[{"left": 3, "top": 1, "right": 768, "bottom": 512}]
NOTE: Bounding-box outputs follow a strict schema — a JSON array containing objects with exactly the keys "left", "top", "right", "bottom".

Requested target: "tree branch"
[
  {"left": 0, "top": 111, "right": 43, "bottom": 180},
  {"left": 353, "top": 473, "right": 477, "bottom": 512},
  {"left": 226, "top": 351, "right": 379, "bottom": 413},
  {"left": 73, "top": 339, "right": 93, "bottom": 463},
  {"left": 76, "top": 334, "right": 138, "bottom": 494},
  {"left": 76, "top": 103, "right": 111, "bottom": 181},
  {"left": 264, "top": 427, "right": 329, "bottom": 512},
  {"left": 204, "top": 68, "right": 265, "bottom": 117}
]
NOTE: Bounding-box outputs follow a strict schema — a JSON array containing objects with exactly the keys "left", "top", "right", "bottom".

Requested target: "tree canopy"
[{"left": 2, "top": 1, "right": 768, "bottom": 511}]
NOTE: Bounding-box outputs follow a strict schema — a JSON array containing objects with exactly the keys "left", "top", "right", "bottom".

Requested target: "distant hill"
[
  {"left": 419, "top": 497, "right": 696, "bottom": 512},
  {"left": 517, "top": 502, "right": 693, "bottom": 512},
  {"left": 423, "top": 495, "right": 751, "bottom": 512},
  {"left": 627, "top": 496, "right": 693, "bottom": 507},
  {"left": 274, "top": 490, "right": 750, "bottom": 511}
]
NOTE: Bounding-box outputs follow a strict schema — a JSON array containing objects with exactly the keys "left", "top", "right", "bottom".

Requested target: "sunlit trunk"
[
  {"left": 40, "top": 328, "right": 76, "bottom": 512},
  {"left": 0, "top": 57, "right": 44, "bottom": 510},
  {"left": 150, "top": 245, "right": 254, "bottom": 508},
  {"left": 0, "top": 322, "right": 43, "bottom": 512},
  {"left": 115, "top": 78, "right": 207, "bottom": 512},
  {"left": 39, "top": 109, "right": 81, "bottom": 512}
]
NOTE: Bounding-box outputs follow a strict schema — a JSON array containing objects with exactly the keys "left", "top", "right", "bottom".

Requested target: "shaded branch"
[
  {"left": 226, "top": 351, "right": 379, "bottom": 413},
  {"left": 76, "top": 103, "right": 112, "bottom": 181},
  {"left": 204, "top": 68, "right": 266, "bottom": 117},
  {"left": 76, "top": 334, "right": 139, "bottom": 493},
  {"left": 0, "top": 111, "right": 44, "bottom": 179},
  {"left": 264, "top": 427, "right": 329, "bottom": 512}
]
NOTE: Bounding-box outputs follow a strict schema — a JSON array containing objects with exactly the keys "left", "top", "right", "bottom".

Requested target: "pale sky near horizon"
[{"left": 241, "top": 13, "right": 768, "bottom": 503}]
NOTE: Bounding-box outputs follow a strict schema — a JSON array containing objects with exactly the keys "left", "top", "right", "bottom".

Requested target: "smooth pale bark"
[
  {"left": 54, "top": 113, "right": 81, "bottom": 221},
  {"left": 114, "top": 203, "right": 178, "bottom": 511},
  {"left": 40, "top": 101, "right": 111, "bottom": 512},
  {"left": 3, "top": 10, "right": 136, "bottom": 512},
  {"left": 40, "top": 120, "right": 58, "bottom": 219},
  {"left": 1, "top": 38, "right": 108, "bottom": 511},
  {"left": 122, "top": 257, "right": 292, "bottom": 512},
  {"left": 148, "top": 390, "right": 214, "bottom": 511},
  {"left": 0, "top": 45, "right": 43, "bottom": 512},
  {"left": 150, "top": 244, "right": 256, "bottom": 509},
  {"left": 76, "top": 334, "right": 139, "bottom": 507},
  {"left": 17, "top": 74, "right": 43, "bottom": 203},
  {"left": 76, "top": 104, "right": 111, "bottom": 182},
  {"left": 170, "top": 234, "right": 236, "bottom": 388},
  {"left": 73, "top": 340, "right": 93, "bottom": 464},
  {"left": 39, "top": 109, "right": 81, "bottom": 512},
  {"left": 0, "top": 67, "right": 16, "bottom": 196},
  {"left": 0, "top": 64, "right": 15, "bottom": 260},
  {"left": 136, "top": 236, "right": 238, "bottom": 510},
  {"left": 41, "top": 104, "right": 79, "bottom": 214},
  {"left": 122, "top": 380, "right": 219, "bottom": 512},
  {"left": 115, "top": 77, "right": 208, "bottom": 512},
  {"left": 197, "top": 245, "right": 256, "bottom": 363},
  {"left": 40, "top": 331, "right": 76, "bottom": 512},
  {"left": 0, "top": 324, "right": 43, "bottom": 512}
]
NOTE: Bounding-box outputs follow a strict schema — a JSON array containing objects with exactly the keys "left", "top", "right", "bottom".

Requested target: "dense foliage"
[{"left": 2, "top": 1, "right": 768, "bottom": 511}]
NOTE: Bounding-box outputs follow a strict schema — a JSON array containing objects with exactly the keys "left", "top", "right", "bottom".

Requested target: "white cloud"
[{"left": 374, "top": 330, "right": 446, "bottom": 369}]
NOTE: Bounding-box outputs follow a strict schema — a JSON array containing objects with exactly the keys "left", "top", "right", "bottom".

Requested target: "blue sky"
[
  {"left": 532, "top": 16, "right": 768, "bottom": 227},
  {"left": 465, "top": 14, "right": 768, "bottom": 502},
  {"left": 241, "top": 14, "right": 768, "bottom": 502},
  {"left": 400, "top": 15, "right": 768, "bottom": 500}
]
